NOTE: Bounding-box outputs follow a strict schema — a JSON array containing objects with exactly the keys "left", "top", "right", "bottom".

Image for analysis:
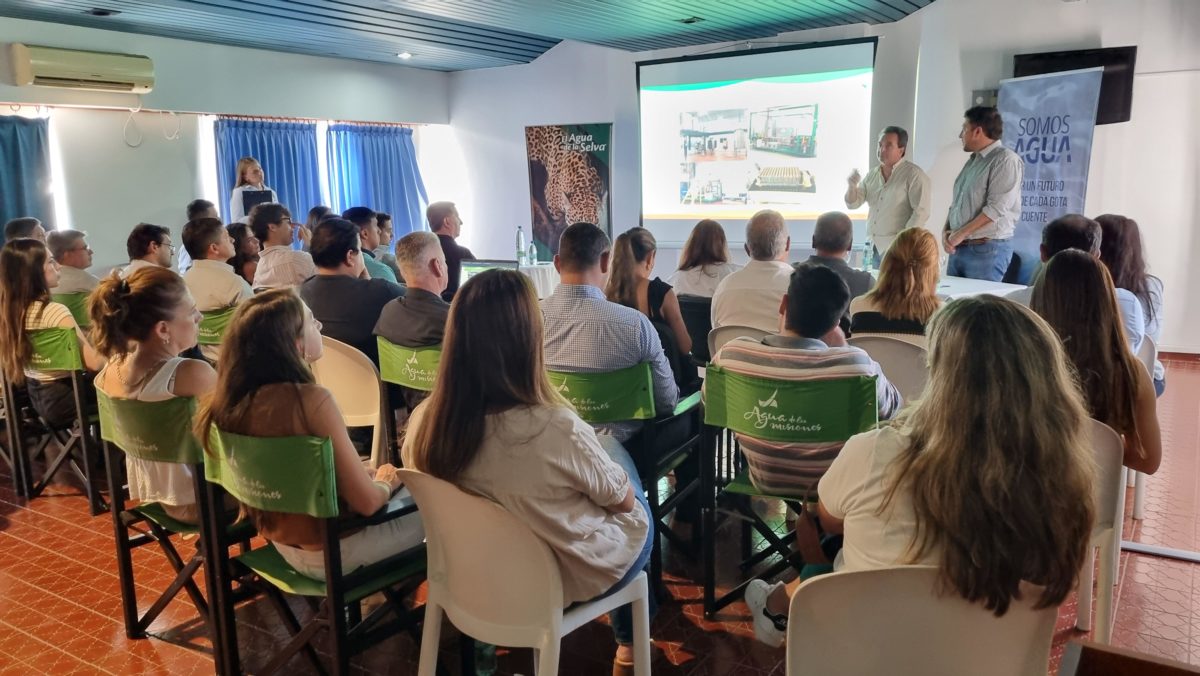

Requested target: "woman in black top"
[{"left": 606, "top": 227, "right": 692, "bottom": 356}]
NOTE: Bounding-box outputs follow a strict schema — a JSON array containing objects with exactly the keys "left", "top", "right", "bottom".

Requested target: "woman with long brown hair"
[
  {"left": 0, "top": 239, "right": 104, "bottom": 428},
  {"left": 1032, "top": 249, "right": 1161, "bottom": 473},
  {"left": 746, "top": 295, "right": 1096, "bottom": 647},
  {"left": 403, "top": 269, "right": 653, "bottom": 674},
  {"left": 605, "top": 226, "right": 691, "bottom": 355},
  {"left": 225, "top": 222, "right": 260, "bottom": 286},
  {"left": 848, "top": 226, "right": 941, "bottom": 345},
  {"left": 668, "top": 219, "right": 740, "bottom": 297},
  {"left": 195, "top": 289, "right": 423, "bottom": 579},
  {"left": 91, "top": 267, "right": 213, "bottom": 524},
  {"left": 1096, "top": 214, "right": 1166, "bottom": 396}
]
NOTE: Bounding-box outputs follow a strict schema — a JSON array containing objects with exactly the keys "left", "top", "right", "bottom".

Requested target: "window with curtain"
[
  {"left": 0, "top": 116, "right": 54, "bottom": 234},
  {"left": 326, "top": 124, "right": 428, "bottom": 242},
  {"left": 214, "top": 118, "right": 322, "bottom": 226}
]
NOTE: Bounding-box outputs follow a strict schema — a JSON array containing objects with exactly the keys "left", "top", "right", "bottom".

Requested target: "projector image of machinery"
[{"left": 748, "top": 104, "right": 819, "bottom": 158}]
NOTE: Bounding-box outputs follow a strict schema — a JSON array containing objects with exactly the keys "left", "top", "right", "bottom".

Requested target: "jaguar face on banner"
[{"left": 525, "top": 123, "right": 612, "bottom": 256}]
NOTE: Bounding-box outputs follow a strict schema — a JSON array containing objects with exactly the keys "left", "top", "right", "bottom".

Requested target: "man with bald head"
[{"left": 711, "top": 209, "right": 793, "bottom": 333}]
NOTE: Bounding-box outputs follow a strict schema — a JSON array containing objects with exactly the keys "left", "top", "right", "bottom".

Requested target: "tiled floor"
[{"left": 0, "top": 357, "right": 1197, "bottom": 675}]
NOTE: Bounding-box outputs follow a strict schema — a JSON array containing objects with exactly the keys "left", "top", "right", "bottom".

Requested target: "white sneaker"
[{"left": 745, "top": 579, "right": 787, "bottom": 648}]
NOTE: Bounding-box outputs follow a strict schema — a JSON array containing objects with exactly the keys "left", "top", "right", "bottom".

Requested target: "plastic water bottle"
[
  {"left": 860, "top": 238, "right": 873, "bottom": 272},
  {"left": 516, "top": 225, "right": 527, "bottom": 266},
  {"left": 526, "top": 241, "right": 538, "bottom": 265}
]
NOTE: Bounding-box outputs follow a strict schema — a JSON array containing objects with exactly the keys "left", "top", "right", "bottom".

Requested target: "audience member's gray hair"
[
  {"left": 812, "top": 212, "right": 854, "bottom": 253},
  {"left": 395, "top": 231, "right": 441, "bottom": 281},
  {"left": 745, "top": 210, "right": 787, "bottom": 261},
  {"left": 46, "top": 229, "right": 87, "bottom": 260}
]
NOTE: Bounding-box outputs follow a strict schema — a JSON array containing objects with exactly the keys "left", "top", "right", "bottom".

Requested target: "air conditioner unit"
[{"left": 10, "top": 43, "right": 154, "bottom": 94}]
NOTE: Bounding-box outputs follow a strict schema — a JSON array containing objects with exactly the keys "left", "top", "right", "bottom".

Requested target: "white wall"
[
  {"left": 448, "top": 0, "right": 1199, "bottom": 352},
  {"left": 0, "top": 17, "right": 448, "bottom": 123}
]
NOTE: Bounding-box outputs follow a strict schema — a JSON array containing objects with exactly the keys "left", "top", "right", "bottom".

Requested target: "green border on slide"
[{"left": 641, "top": 67, "right": 871, "bottom": 92}]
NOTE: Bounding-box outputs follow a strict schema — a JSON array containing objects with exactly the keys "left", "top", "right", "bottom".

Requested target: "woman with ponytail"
[
  {"left": 90, "top": 266, "right": 214, "bottom": 523},
  {"left": 604, "top": 227, "right": 692, "bottom": 355},
  {"left": 848, "top": 227, "right": 942, "bottom": 346}
]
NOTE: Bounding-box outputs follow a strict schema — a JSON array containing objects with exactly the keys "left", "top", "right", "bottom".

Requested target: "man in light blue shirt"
[
  {"left": 943, "top": 106, "right": 1024, "bottom": 281},
  {"left": 342, "top": 206, "right": 399, "bottom": 283}
]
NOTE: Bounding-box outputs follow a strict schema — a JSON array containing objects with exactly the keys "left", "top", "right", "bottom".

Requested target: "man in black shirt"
[
  {"left": 427, "top": 201, "right": 475, "bottom": 301},
  {"left": 299, "top": 218, "right": 405, "bottom": 364}
]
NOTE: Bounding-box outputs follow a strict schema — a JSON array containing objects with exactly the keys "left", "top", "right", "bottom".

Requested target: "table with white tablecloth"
[
  {"left": 868, "top": 270, "right": 1025, "bottom": 300},
  {"left": 519, "top": 263, "right": 560, "bottom": 299}
]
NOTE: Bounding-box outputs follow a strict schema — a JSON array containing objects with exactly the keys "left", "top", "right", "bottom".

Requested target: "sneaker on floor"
[{"left": 745, "top": 579, "right": 787, "bottom": 648}]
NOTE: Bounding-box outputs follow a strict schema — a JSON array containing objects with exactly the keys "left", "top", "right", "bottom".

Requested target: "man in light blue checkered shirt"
[{"left": 542, "top": 223, "right": 679, "bottom": 443}]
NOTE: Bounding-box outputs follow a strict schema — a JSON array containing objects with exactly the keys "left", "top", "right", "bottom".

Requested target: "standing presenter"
[
  {"left": 229, "top": 157, "right": 279, "bottom": 223},
  {"left": 844, "top": 126, "right": 931, "bottom": 267}
]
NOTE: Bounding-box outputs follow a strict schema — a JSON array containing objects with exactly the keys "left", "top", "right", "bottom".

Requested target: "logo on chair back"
[
  {"left": 757, "top": 389, "right": 779, "bottom": 409},
  {"left": 555, "top": 381, "right": 570, "bottom": 394},
  {"left": 743, "top": 388, "right": 823, "bottom": 434}
]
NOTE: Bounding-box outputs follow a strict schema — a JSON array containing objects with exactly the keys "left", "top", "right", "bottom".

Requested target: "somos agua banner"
[
  {"left": 526, "top": 123, "right": 612, "bottom": 256},
  {"left": 997, "top": 67, "right": 1103, "bottom": 282}
]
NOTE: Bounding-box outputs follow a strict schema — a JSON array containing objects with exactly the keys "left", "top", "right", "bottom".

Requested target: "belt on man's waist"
[{"left": 959, "top": 237, "right": 1011, "bottom": 246}]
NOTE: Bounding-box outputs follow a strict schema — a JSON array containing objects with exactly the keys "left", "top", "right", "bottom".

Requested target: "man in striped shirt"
[{"left": 710, "top": 262, "right": 901, "bottom": 496}]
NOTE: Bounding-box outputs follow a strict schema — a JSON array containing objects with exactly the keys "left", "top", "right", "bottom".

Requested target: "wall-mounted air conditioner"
[{"left": 10, "top": 43, "right": 154, "bottom": 94}]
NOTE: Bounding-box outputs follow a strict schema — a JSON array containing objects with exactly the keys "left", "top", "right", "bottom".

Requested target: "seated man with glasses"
[
  {"left": 46, "top": 229, "right": 99, "bottom": 294},
  {"left": 121, "top": 223, "right": 175, "bottom": 278}
]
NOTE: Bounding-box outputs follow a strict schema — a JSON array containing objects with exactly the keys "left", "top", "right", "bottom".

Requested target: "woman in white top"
[
  {"left": 667, "top": 219, "right": 741, "bottom": 297},
  {"left": 848, "top": 227, "right": 941, "bottom": 347},
  {"left": 745, "top": 295, "right": 1096, "bottom": 648},
  {"left": 1096, "top": 214, "right": 1166, "bottom": 396},
  {"left": 228, "top": 157, "right": 279, "bottom": 223},
  {"left": 0, "top": 239, "right": 105, "bottom": 429},
  {"left": 91, "top": 266, "right": 214, "bottom": 524},
  {"left": 403, "top": 269, "right": 652, "bottom": 674}
]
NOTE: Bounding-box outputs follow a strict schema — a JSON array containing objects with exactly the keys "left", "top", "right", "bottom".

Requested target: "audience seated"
[
  {"left": 195, "top": 289, "right": 424, "bottom": 580},
  {"left": 306, "top": 205, "right": 331, "bottom": 233},
  {"left": 374, "top": 212, "right": 404, "bottom": 282},
  {"left": 179, "top": 199, "right": 221, "bottom": 273},
  {"left": 342, "top": 206, "right": 398, "bottom": 283},
  {"left": 374, "top": 231, "right": 449, "bottom": 411},
  {"left": 543, "top": 222, "right": 678, "bottom": 444},
  {"left": 806, "top": 211, "right": 873, "bottom": 298},
  {"left": 91, "top": 267, "right": 214, "bottom": 524},
  {"left": 1097, "top": 214, "right": 1166, "bottom": 396},
  {"left": 606, "top": 226, "right": 692, "bottom": 357},
  {"left": 225, "top": 222, "right": 260, "bottom": 287},
  {"left": 122, "top": 223, "right": 174, "bottom": 278},
  {"left": 182, "top": 218, "right": 253, "bottom": 361},
  {"left": 666, "top": 219, "right": 740, "bottom": 297},
  {"left": 299, "top": 218, "right": 405, "bottom": 364},
  {"left": 402, "top": 269, "right": 653, "bottom": 673},
  {"left": 711, "top": 262, "right": 902, "bottom": 497},
  {"left": 745, "top": 295, "right": 1095, "bottom": 648},
  {"left": 848, "top": 227, "right": 942, "bottom": 346},
  {"left": 427, "top": 201, "right": 475, "bottom": 301},
  {"left": 46, "top": 229, "right": 99, "bottom": 294},
  {"left": 250, "top": 203, "right": 316, "bottom": 289},
  {"left": 1032, "top": 250, "right": 1162, "bottom": 473},
  {"left": 0, "top": 239, "right": 105, "bottom": 428},
  {"left": 711, "top": 209, "right": 793, "bottom": 334},
  {"left": 1008, "top": 214, "right": 1144, "bottom": 351},
  {"left": 4, "top": 216, "right": 46, "bottom": 243}
]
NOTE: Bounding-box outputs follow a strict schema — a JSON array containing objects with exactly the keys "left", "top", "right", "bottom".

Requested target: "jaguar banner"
[{"left": 525, "top": 123, "right": 612, "bottom": 256}]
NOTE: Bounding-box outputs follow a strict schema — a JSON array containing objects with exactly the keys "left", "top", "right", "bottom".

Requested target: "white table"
[
  {"left": 519, "top": 263, "right": 560, "bottom": 299},
  {"left": 936, "top": 275, "right": 1025, "bottom": 299}
]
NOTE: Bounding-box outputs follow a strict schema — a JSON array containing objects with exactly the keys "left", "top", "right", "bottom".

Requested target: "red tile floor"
[{"left": 0, "top": 357, "right": 1197, "bottom": 675}]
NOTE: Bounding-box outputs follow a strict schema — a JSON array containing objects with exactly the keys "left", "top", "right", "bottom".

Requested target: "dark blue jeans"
[
  {"left": 591, "top": 435, "right": 656, "bottom": 645},
  {"left": 946, "top": 238, "right": 1014, "bottom": 282}
]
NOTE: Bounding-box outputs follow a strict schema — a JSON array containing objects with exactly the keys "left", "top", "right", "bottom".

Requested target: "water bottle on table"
[{"left": 516, "top": 225, "right": 527, "bottom": 266}]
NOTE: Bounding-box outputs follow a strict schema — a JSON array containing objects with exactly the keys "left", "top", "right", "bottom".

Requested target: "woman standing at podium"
[{"left": 228, "top": 157, "right": 278, "bottom": 223}]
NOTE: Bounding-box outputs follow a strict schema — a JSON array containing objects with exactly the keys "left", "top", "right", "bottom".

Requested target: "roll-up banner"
[{"left": 525, "top": 123, "right": 612, "bottom": 256}]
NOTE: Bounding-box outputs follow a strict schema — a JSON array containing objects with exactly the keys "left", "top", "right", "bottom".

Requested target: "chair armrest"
[
  {"left": 344, "top": 490, "right": 419, "bottom": 529},
  {"left": 670, "top": 391, "right": 703, "bottom": 417}
]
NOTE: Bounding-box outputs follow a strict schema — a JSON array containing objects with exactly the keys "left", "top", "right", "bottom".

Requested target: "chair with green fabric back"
[
  {"left": 201, "top": 426, "right": 427, "bottom": 676},
  {"left": 51, "top": 292, "right": 90, "bottom": 328},
  {"left": 547, "top": 363, "right": 704, "bottom": 597},
  {"left": 18, "top": 327, "right": 106, "bottom": 514},
  {"left": 198, "top": 306, "right": 237, "bottom": 346},
  {"left": 700, "top": 363, "right": 879, "bottom": 617},
  {"left": 377, "top": 338, "right": 441, "bottom": 393}
]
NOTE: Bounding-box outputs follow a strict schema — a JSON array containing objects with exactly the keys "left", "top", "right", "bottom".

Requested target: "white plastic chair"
[
  {"left": 708, "top": 325, "right": 769, "bottom": 357},
  {"left": 310, "top": 336, "right": 385, "bottom": 468},
  {"left": 1129, "top": 336, "right": 1157, "bottom": 519},
  {"left": 846, "top": 335, "right": 929, "bottom": 402},
  {"left": 398, "top": 469, "right": 651, "bottom": 676},
  {"left": 785, "top": 566, "right": 1057, "bottom": 675},
  {"left": 1076, "top": 419, "right": 1126, "bottom": 643}
]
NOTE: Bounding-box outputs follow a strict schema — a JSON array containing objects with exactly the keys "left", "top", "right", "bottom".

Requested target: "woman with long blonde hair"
[
  {"left": 668, "top": 219, "right": 740, "bottom": 297},
  {"left": 849, "top": 226, "right": 941, "bottom": 345},
  {"left": 228, "top": 156, "right": 279, "bottom": 223},
  {"left": 1032, "top": 249, "right": 1161, "bottom": 473},
  {"left": 745, "top": 295, "right": 1096, "bottom": 647},
  {"left": 605, "top": 226, "right": 691, "bottom": 356},
  {"left": 403, "top": 269, "right": 654, "bottom": 674}
]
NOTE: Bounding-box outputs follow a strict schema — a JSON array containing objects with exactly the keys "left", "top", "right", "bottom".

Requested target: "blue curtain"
[
  {"left": 214, "top": 118, "right": 322, "bottom": 225},
  {"left": 0, "top": 116, "right": 54, "bottom": 235},
  {"left": 326, "top": 124, "right": 428, "bottom": 242}
]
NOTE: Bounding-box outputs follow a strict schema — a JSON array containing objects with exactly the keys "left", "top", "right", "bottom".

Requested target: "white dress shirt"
[
  {"left": 844, "top": 157, "right": 932, "bottom": 254},
  {"left": 710, "top": 259, "right": 794, "bottom": 334},
  {"left": 229, "top": 184, "right": 278, "bottom": 223},
  {"left": 253, "top": 245, "right": 317, "bottom": 289},
  {"left": 55, "top": 266, "right": 100, "bottom": 294},
  {"left": 120, "top": 259, "right": 165, "bottom": 279}
]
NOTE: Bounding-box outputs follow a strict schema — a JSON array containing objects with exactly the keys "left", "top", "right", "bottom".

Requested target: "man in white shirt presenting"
[
  {"left": 844, "top": 126, "right": 931, "bottom": 266},
  {"left": 711, "top": 210, "right": 794, "bottom": 334},
  {"left": 182, "top": 217, "right": 253, "bottom": 362}
]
